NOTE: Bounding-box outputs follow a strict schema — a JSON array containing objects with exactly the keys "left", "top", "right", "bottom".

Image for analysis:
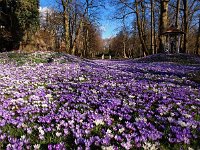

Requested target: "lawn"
[{"left": 0, "top": 52, "right": 199, "bottom": 150}]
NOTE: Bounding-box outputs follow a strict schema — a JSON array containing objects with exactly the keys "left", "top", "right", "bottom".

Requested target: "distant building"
[{"left": 162, "top": 25, "right": 184, "bottom": 54}]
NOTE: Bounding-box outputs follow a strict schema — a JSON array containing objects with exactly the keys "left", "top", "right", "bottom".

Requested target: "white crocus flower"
[
  {"left": 40, "top": 129, "right": 45, "bottom": 135},
  {"left": 45, "top": 94, "right": 52, "bottom": 98},
  {"left": 142, "top": 142, "right": 159, "bottom": 150},
  {"left": 56, "top": 132, "right": 62, "bottom": 137},
  {"left": 119, "top": 127, "right": 125, "bottom": 133},
  {"left": 128, "top": 95, "right": 135, "bottom": 98},
  {"left": 178, "top": 120, "right": 187, "bottom": 127},
  {"left": 79, "top": 76, "right": 85, "bottom": 81},
  {"left": 94, "top": 119, "right": 104, "bottom": 126},
  {"left": 20, "top": 135, "right": 26, "bottom": 140},
  {"left": 33, "top": 144, "right": 40, "bottom": 150},
  {"left": 188, "top": 147, "right": 194, "bottom": 150},
  {"left": 101, "top": 146, "right": 114, "bottom": 150}
]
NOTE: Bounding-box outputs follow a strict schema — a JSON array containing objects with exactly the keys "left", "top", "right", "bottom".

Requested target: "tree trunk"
[
  {"left": 122, "top": 19, "right": 128, "bottom": 58},
  {"left": 83, "top": 0, "right": 89, "bottom": 57},
  {"left": 175, "top": 0, "right": 180, "bottom": 28},
  {"left": 141, "top": 2, "right": 146, "bottom": 43},
  {"left": 123, "top": 41, "right": 127, "bottom": 58},
  {"left": 158, "top": 0, "right": 169, "bottom": 53},
  {"left": 175, "top": 0, "right": 180, "bottom": 53},
  {"left": 83, "top": 25, "right": 89, "bottom": 57},
  {"left": 151, "top": 0, "right": 155, "bottom": 54},
  {"left": 135, "top": 0, "right": 149, "bottom": 56},
  {"left": 183, "top": 0, "right": 188, "bottom": 53},
  {"left": 153, "top": 1, "right": 157, "bottom": 54},
  {"left": 71, "top": 21, "right": 83, "bottom": 55},
  {"left": 195, "top": 16, "right": 200, "bottom": 55},
  {"left": 61, "top": 0, "right": 70, "bottom": 53}
]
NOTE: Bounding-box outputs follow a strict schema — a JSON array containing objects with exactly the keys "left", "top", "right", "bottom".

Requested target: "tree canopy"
[{"left": 0, "top": 0, "right": 39, "bottom": 51}]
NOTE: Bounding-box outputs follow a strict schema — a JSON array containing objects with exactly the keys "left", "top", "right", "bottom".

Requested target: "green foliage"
[
  {"left": 6, "top": 127, "right": 25, "bottom": 138},
  {"left": 16, "top": 0, "right": 39, "bottom": 33},
  {"left": 6, "top": 53, "right": 48, "bottom": 65},
  {"left": 0, "top": 0, "right": 39, "bottom": 51}
]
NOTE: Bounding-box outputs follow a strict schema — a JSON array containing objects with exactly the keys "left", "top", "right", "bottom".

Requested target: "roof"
[{"left": 162, "top": 26, "right": 185, "bottom": 35}]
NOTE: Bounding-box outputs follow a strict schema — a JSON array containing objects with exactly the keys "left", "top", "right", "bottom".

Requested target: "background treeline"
[
  {"left": 0, "top": 0, "right": 200, "bottom": 58},
  {"left": 36, "top": 0, "right": 104, "bottom": 57},
  {"left": 0, "top": 0, "right": 104, "bottom": 58},
  {"left": 108, "top": 0, "right": 200, "bottom": 58}
]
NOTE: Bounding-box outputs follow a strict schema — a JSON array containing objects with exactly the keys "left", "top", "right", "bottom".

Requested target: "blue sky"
[
  {"left": 40, "top": 0, "right": 119, "bottom": 39},
  {"left": 99, "top": 2, "right": 121, "bottom": 39}
]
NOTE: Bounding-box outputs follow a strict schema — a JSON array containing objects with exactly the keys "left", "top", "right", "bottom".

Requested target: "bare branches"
[
  {"left": 119, "top": 0, "right": 136, "bottom": 12},
  {"left": 114, "top": 12, "right": 135, "bottom": 20}
]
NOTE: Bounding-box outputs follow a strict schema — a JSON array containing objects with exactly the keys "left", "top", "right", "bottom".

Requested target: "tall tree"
[
  {"left": 175, "top": 0, "right": 180, "bottom": 28},
  {"left": 122, "top": 18, "right": 128, "bottom": 58},
  {"left": 158, "top": 0, "right": 169, "bottom": 53},
  {"left": 195, "top": 16, "right": 200, "bottom": 55},
  {"left": 0, "top": 0, "right": 39, "bottom": 51},
  {"left": 150, "top": 0, "right": 156, "bottom": 54},
  {"left": 82, "top": 0, "right": 90, "bottom": 57},
  {"left": 59, "top": 0, "right": 103, "bottom": 55},
  {"left": 61, "top": 0, "right": 71, "bottom": 53},
  {"left": 135, "top": 0, "right": 148, "bottom": 56},
  {"left": 182, "top": 0, "right": 188, "bottom": 53},
  {"left": 112, "top": 0, "right": 149, "bottom": 56}
]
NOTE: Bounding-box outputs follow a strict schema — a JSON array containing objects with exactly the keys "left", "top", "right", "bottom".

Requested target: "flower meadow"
[{"left": 0, "top": 52, "right": 199, "bottom": 150}]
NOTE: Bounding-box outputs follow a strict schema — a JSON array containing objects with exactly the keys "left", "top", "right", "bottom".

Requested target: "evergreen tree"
[{"left": 0, "top": 0, "right": 39, "bottom": 51}]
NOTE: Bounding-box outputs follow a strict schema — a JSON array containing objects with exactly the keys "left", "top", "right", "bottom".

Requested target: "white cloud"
[
  {"left": 39, "top": 7, "right": 53, "bottom": 19},
  {"left": 100, "top": 25, "right": 106, "bottom": 32},
  {"left": 39, "top": 7, "right": 52, "bottom": 14},
  {"left": 39, "top": 7, "right": 53, "bottom": 24}
]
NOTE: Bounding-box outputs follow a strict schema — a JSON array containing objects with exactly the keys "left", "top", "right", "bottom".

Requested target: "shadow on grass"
[{"left": 119, "top": 67, "right": 200, "bottom": 88}]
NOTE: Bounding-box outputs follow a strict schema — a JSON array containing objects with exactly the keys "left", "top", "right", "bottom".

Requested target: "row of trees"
[
  {"left": 0, "top": 0, "right": 199, "bottom": 58},
  {"left": 107, "top": 0, "right": 200, "bottom": 58},
  {"left": 46, "top": 0, "right": 104, "bottom": 57},
  {"left": 0, "top": 0, "right": 104, "bottom": 57}
]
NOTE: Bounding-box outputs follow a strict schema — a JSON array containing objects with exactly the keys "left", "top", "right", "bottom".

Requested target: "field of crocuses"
[{"left": 0, "top": 52, "right": 199, "bottom": 150}]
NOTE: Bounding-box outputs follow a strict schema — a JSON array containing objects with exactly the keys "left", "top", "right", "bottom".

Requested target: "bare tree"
[
  {"left": 135, "top": 0, "right": 148, "bottom": 56},
  {"left": 182, "top": 0, "right": 188, "bottom": 53},
  {"left": 150, "top": 0, "right": 156, "bottom": 54},
  {"left": 58, "top": 0, "right": 104, "bottom": 55},
  {"left": 195, "top": 16, "right": 200, "bottom": 55},
  {"left": 112, "top": 0, "right": 149, "bottom": 56},
  {"left": 175, "top": 0, "right": 180, "bottom": 28},
  {"left": 122, "top": 18, "right": 128, "bottom": 58},
  {"left": 158, "top": 0, "right": 169, "bottom": 53},
  {"left": 60, "top": 0, "right": 71, "bottom": 53}
]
